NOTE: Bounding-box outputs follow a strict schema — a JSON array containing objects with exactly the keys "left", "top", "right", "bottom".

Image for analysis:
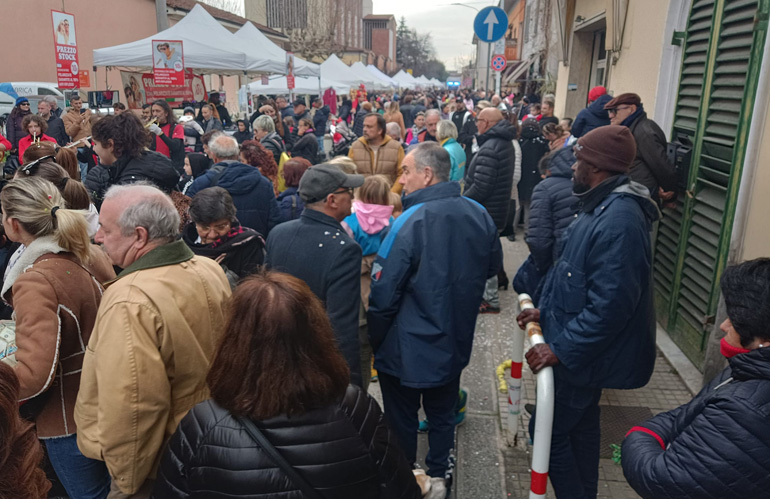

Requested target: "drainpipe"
[
  {"left": 156, "top": 0, "right": 169, "bottom": 32},
  {"left": 701, "top": 20, "right": 770, "bottom": 384}
]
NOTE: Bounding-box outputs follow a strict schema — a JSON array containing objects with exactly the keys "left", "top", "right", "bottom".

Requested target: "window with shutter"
[{"left": 654, "top": 0, "right": 768, "bottom": 369}]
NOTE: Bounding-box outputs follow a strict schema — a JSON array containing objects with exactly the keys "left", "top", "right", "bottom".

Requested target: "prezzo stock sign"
[{"left": 51, "top": 10, "right": 80, "bottom": 89}]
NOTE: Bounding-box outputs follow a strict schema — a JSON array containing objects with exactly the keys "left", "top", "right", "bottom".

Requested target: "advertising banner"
[
  {"left": 121, "top": 70, "right": 206, "bottom": 109},
  {"left": 51, "top": 10, "right": 80, "bottom": 89},
  {"left": 152, "top": 40, "right": 185, "bottom": 86},
  {"left": 286, "top": 52, "right": 295, "bottom": 90}
]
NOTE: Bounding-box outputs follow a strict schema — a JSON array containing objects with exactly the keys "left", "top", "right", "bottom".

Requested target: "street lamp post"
[{"left": 450, "top": 2, "right": 494, "bottom": 92}]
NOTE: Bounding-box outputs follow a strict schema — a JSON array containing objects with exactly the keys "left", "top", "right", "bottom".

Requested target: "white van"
[{"left": 0, "top": 82, "right": 67, "bottom": 131}]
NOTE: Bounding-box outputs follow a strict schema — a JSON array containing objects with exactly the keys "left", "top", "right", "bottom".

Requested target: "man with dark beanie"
[
  {"left": 517, "top": 125, "right": 659, "bottom": 499},
  {"left": 604, "top": 92, "right": 677, "bottom": 202}
]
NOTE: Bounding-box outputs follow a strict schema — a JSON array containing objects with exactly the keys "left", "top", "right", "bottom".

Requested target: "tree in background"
[{"left": 396, "top": 17, "right": 448, "bottom": 81}]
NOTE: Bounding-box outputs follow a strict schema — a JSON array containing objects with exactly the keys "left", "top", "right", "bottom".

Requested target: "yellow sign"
[{"left": 407, "top": 69, "right": 413, "bottom": 75}]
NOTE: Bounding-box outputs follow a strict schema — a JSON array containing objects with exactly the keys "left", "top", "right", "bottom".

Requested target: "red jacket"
[{"left": 18, "top": 134, "right": 57, "bottom": 161}]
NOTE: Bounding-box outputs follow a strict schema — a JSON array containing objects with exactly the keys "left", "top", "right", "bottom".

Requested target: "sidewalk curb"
[{"left": 655, "top": 324, "right": 701, "bottom": 396}]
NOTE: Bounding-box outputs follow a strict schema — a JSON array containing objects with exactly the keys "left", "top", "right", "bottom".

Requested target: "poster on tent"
[
  {"left": 51, "top": 10, "right": 80, "bottom": 89},
  {"left": 152, "top": 40, "right": 185, "bottom": 86},
  {"left": 286, "top": 52, "right": 295, "bottom": 90},
  {"left": 121, "top": 70, "right": 206, "bottom": 109}
]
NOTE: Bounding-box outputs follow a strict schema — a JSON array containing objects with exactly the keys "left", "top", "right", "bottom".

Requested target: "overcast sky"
[{"left": 373, "top": 0, "right": 493, "bottom": 71}]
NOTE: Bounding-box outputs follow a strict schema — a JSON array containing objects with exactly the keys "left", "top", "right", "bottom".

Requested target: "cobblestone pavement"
[{"left": 372, "top": 235, "right": 696, "bottom": 498}]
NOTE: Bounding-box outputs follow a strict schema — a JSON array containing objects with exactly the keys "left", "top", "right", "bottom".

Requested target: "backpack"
[{"left": 266, "top": 137, "right": 289, "bottom": 193}]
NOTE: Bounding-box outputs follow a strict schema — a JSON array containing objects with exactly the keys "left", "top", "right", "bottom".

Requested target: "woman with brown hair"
[
  {"left": 22, "top": 140, "right": 81, "bottom": 181},
  {"left": 153, "top": 271, "right": 422, "bottom": 499},
  {"left": 0, "top": 363, "right": 51, "bottom": 499},
  {"left": 17, "top": 115, "right": 57, "bottom": 160},
  {"left": 276, "top": 157, "right": 310, "bottom": 221},
  {"left": 240, "top": 139, "right": 280, "bottom": 196},
  {"left": 385, "top": 100, "right": 407, "bottom": 140}
]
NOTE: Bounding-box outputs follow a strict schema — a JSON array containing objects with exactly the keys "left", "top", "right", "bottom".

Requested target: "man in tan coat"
[
  {"left": 61, "top": 93, "right": 92, "bottom": 142},
  {"left": 75, "top": 184, "right": 231, "bottom": 498},
  {"left": 348, "top": 113, "right": 405, "bottom": 193}
]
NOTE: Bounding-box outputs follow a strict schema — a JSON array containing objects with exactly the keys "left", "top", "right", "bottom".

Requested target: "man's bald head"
[{"left": 477, "top": 108, "right": 503, "bottom": 134}]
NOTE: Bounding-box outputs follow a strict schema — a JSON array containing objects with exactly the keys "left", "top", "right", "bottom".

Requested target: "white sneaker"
[{"left": 426, "top": 477, "right": 446, "bottom": 499}]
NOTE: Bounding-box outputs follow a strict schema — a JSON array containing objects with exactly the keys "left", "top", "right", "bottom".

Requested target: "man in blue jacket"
[
  {"left": 368, "top": 142, "right": 502, "bottom": 495},
  {"left": 571, "top": 86, "right": 613, "bottom": 138},
  {"left": 518, "top": 125, "right": 659, "bottom": 499},
  {"left": 186, "top": 135, "right": 282, "bottom": 237}
]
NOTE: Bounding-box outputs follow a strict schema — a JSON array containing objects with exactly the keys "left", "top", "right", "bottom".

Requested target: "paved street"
[{"left": 370, "top": 234, "right": 696, "bottom": 498}]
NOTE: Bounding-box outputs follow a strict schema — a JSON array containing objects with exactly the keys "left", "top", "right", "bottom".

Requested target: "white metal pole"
[
  {"left": 509, "top": 324, "right": 524, "bottom": 441},
  {"left": 519, "top": 293, "right": 554, "bottom": 499}
]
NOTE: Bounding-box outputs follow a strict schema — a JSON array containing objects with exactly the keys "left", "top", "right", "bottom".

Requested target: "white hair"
[
  {"left": 255, "top": 115, "right": 275, "bottom": 133},
  {"left": 436, "top": 120, "right": 458, "bottom": 141},
  {"left": 425, "top": 109, "right": 441, "bottom": 120},
  {"left": 209, "top": 135, "right": 240, "bottom": 160},
  {"left": 104, "top": 183, "right": 180, "bottom": 241}
]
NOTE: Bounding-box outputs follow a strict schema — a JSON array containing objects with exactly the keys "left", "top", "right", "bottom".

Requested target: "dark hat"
[
  {"left": 293, "top": 99, "right": 306, "bottom": 108},
  {"left": 299, "top": 164, "right": 365, "bottom": 203},
  {"left": 455, "top": 97, "right": 464, "bottom": 103},
  {"left": 183, "top": 106, "right": 195, "bottom": 115},
  {"left": 574, "top": 125, "right": 636, "bottom": 173},
  {"left": 15, "top": 96, "right": 29, "bottom": 106},
  {"left": 603, "top": 92, "right": 641, "bottom": 110}
]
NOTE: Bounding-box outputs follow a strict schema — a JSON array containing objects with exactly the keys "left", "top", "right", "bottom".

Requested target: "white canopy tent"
[
  {"left": 416, "top": 75, "right": 432, "bottom": 87},
  {"left": 320, "top": 55, "right": 371, "bottom": 88},
  {"left": 247, "top": 75, "right": 349, "bottom": 95},
  {"left": 391, "top": 70, "right": 417, "bottom": 89},
  {"left": 94, "top": 5, "right": 269, "bottom": 74},
  {"left": 366, "top": 65, "right": 398, "bottom": 88},
  {"left": 233, "top": 23, "right": 320, "bottom": 77},
  {"left": 430, "top": 78, "right": 444, "bottom": 88},
  {"left": 348, "top": 62, "right": 388, "bottom": 90}
]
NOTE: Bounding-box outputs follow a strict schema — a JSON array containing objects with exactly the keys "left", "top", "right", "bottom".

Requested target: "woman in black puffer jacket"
[
  {"left": 517, "top": 118, "right": 550, "bottom": 229},
  {"left": 622, "top": 258, "right": 770, "bottom": 499},
  {"left": 152, "top": 272, "right": 422, "bottom": 499},
  {"left": 291, "top": 117, "right": 319, "bottom": 164}
]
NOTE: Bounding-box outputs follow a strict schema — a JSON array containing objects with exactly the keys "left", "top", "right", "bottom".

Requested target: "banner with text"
[
  {"left": 121, "top": 70, "right": 206, "bottom": 109},
  {"left": 152, "top": 40, "right": 185, "bottom": 86},
  {"left": 51, "top": 10, "right": 80, "bottom": 89}
]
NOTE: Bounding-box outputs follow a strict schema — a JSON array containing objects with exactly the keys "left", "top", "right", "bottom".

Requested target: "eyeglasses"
[
  {"left": 607, "top": 105, "right": 632, "bottom": 116},
  {"left": 19, "top": 103, "right": 30, "bottom": 106},
  {"left": 194, "top": 221, "right": 231, "bottom": 233},
  {"left": 19, "top": 155, "right": 56, "bottom": 175},
  {"left": 331, "top": 188, "right": 354, "bottom": 196}
]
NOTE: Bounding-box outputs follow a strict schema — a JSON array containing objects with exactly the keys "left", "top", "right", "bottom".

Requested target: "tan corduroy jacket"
[
  {"left": 348, "top": 135, "right": 405, "bottom": 193},
  {"left": 75, "top": 241, "right": 231, "bottom": 495}
]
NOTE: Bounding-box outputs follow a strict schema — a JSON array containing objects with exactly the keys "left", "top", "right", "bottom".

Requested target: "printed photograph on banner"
[
  {"left": 121, "top": 72, "right": 146, "bottom": 109},
  {"left": 52, "top": 11, "right": 76, "bottom": 46},
  {"left": 154, "top": 40, "right": 183, "bottom": 70}
]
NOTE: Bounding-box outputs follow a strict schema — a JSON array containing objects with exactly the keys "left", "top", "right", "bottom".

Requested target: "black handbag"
[{"left": 236, "top": 415, "right": 324, "bottom": 499}]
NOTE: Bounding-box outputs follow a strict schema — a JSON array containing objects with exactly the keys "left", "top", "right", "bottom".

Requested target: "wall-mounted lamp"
[{"left": 575, "top": 15, "right": 585, "bottom": 23}]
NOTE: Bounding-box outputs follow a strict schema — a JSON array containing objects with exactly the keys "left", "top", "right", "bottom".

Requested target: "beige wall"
[
  {"left": 0, "top": 0, "right": 157, "bottom": 92},
  {"left": 554, "top": 0, "right": 670, "bottom": 121},
  {"left": 739, "top": 100, "right": 770, "bottom": 260}
]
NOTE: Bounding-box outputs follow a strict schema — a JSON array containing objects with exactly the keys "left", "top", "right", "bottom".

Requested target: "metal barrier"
[{"left": 519, "top": 293, "right": 555, "bottom": 499}]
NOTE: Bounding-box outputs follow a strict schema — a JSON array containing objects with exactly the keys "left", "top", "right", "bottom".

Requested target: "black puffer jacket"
[
  {"left": 291, "top": 131, "right": 319, "bottom": 164},
  {"left": 622, "top": 347, "right": 770, "bottom": 499},
  {"left": 84, "top": 150, "right": 180, "bottom": 208},
  {"left": 518, "top": 119, "right": 550, "bottom": 202},
  {"left": 464, "top": 120, "right": 515, "bottom": 230},
  {"left": 352, "top": 109, "right": 370, "bottom": 137},
  {"left": 526, "top": 147, "right": 578, "bottom": 274},
  {"left": 152, "top": 385, "right": 422, "bottom": 499}
]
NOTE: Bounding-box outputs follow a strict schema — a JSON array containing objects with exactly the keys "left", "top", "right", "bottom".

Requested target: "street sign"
[
  {"left": 491, "top": 54, "right": 507, "bottom": 72},
  {"left": 287, "top": 75, "right": 295, "bottom": 90},
  {"left": 473, "top": 6, "right": 508, "bottom": 43}
]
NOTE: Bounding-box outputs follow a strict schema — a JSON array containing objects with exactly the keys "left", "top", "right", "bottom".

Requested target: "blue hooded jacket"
[
  {"left": 539, "top": 175, "right": 660, "bottom": 389},
  {"left": 571, "top": 94, "right": 613, "bottom": 138},
  {"left": 367, "top": 182, "right": 502, "bottom": 388},
  {"left": 186, "top": 161, "right": 283, "bottom": 237}
]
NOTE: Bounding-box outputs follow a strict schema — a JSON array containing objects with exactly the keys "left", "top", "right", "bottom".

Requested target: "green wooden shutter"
[{"left": 654, "top": 0, "right": 768, "bottom": 368}]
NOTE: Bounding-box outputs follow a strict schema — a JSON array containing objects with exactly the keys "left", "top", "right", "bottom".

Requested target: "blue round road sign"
[{"left": 473, "top": 6, "right": 508, "bottom": 43}]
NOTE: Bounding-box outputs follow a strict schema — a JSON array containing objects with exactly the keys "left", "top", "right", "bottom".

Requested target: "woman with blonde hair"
[
  {"left": 1, "top": 177, "right": 114, "bottom": 499},
  {"left": 385, "top": 101, "right": 406, "bottom": 140}
]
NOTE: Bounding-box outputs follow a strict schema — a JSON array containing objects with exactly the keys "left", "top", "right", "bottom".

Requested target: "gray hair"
[
  {"left": 386, "top": 122, "right": 401, "bottom": 136},
  {"left": 104, "top": 183, "right": 180, "bottom": 242},
  {"left": 436, "top": 120, "right": 458, "bottom": 141},
  {"left": 209, "top": 135, "right": 240, "bottom": 160},
  {"left": 410, "top": 142, "right": 450, "bottom": 183},
  {"left": 42, "top": 96, "right": 58, "bottom": 106},
  {"left": 254, "top": 115, "right": 275, "bottom": 133},
  {"left": 425, "top": 109, "right": 441, "bottom": 120},
  {"left": 189, "top": 187, "right": 236, "bottom": 224}
]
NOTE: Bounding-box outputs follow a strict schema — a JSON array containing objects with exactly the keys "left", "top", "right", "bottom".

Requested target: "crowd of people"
[{"left": 0, "top": 79, "right": 766, "bottom": 499}]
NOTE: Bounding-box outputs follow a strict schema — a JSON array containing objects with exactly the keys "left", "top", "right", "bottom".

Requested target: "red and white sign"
[
  {"left": 79, "top": 70, "right": 90, "bottom": 88},
  {"left": 51, "top": 10, "right": 80, "bottom": 89},
  {"left": 152, "top": 40, "right": 185, "bottom": 86},
  {"left": 491, "top": 54, "right": 507, "bottom": 72},
  {"left": 121, "top": 70, "right": 206, "bottom": 109},
  {"left": 286, "top": 51, "right": 295, "bottom": 90},
  {"left": 287, "top": 75, "right": 296, "bottom": 90}
]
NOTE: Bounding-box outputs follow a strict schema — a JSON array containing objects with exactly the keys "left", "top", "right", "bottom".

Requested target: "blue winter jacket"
[
  {"left": 186, "top": 161, "right": 283, "bottom": 237},
  {"left": 622, "top": 347, "right": 770, "bottom": 498},
  {"left": 277, "top": 186, "right": 304, "bottom": 221},
  {"left": 526, "top": 147, "right": 578, "bottom": 274},
  {"left": 539, "top": 175, "right": 659, "bottom": 389},
  {"left": 368, "top": 182, "right": 502, "bottom": 388},
  {"left": 441, "top": 138, "right": 467, "bottom": 182},
  {"left": 571, "top": 94, "right": 613, "bottom": 138}
]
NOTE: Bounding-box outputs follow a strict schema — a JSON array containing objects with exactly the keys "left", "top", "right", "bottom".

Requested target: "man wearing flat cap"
[
  {"left": 517, "top": 126, "right": 659, "bottom": 498},
  {"left": 604, "top": 92, "right": 677, "bottom": 202},
  {"left": 266, "top": 164, "right": 364, "bottom": 387}
]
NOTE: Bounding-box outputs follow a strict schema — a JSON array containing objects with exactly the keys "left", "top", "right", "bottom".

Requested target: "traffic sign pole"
[
  {"left": 473, "top": 6, "right": 508, "bottom": 95},
  {"left": 486, "top": 42, "right": 491, "bottom": 94}
]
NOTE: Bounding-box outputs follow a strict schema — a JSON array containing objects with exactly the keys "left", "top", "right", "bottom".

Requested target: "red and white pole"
[
  {"left": 519, "top": 293, "right": 555, "bottom": 499},
  {"left": 509, "top": 325, "right": 524, "bottom": 440}
]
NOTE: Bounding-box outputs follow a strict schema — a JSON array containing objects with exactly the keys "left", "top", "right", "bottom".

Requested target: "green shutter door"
[{"left": 654, "top": 0, "right": 768, "bottom": 369}]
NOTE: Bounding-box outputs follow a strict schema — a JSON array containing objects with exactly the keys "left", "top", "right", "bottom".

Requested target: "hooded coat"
[
  {"left": 186, "top": 161, "right": 283, "bottom": 237},
  {"left": 539, "top": 175, "right": 659, "bottom": 389},
  {"left": 291, "top": 129, "right": 319, "bottom": 164},
  {"left": 622, "top": 347, "right": 770, "bottom": 499},
  {"left": 518, "top": 119, "right": 550, "bottom": 202},
  {"left": 571, "top": 94, "right": 613, "bottom": 138},
  {"left": 463, "top": 119, "right": 516, "bottom": 230}
]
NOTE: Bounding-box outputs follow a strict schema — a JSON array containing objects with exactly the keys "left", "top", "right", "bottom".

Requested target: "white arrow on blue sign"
[{"left": 473, "top": 6, "right": 508, "bottom": 43}]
